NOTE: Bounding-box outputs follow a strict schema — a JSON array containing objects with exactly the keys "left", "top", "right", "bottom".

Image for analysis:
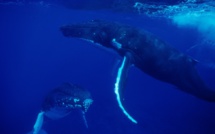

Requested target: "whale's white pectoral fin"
[
  {"left": 33, "top": 111, "right": 45, "bottom": 134},
  {"left": 81, "top": 111, "right": 89, "bottom": 128},
  {"left": 114, "top": 54, "right": 138, "bottom": 124}
]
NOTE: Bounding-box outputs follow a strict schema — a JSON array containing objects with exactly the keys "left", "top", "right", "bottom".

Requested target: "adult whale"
[{"left": 60, "top": 20, "right": 215, "bottom": 123}]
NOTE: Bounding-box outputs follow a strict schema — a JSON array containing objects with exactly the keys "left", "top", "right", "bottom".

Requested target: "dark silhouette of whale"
[
  {"left": 60, "top": 20, "right": 215, "bottom": 122},
  {"left": 60, "top": 20, "right": 215, "bottom": 101}
]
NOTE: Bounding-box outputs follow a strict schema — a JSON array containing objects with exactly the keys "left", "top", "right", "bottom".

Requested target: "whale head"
[
  {"left": 61, "top": 20, "right": 113, "bottom": 44},
  {"left": 42, "top": 83, "right": 93, "bottom": 119}
]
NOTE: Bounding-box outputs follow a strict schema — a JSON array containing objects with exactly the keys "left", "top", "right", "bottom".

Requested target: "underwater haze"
[{"left": 0, "top": 0, "right": 215, "bottom": 134}]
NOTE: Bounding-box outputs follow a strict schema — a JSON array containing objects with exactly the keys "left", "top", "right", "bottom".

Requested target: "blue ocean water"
[{"left": 0, "top": 0, "right": 215, "bottom": 134}]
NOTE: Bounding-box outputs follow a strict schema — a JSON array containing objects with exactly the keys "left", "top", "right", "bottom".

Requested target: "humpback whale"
[
  {"left": 30, "top": 83, "right": 93, "bottom": 134},
  {"left": 60, "top": 20, "right": 215, "bottom": 123}
]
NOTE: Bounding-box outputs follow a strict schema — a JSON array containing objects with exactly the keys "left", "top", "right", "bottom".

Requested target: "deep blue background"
[{"left": 0, "top": 2, "right": 215, "bottom": 134}]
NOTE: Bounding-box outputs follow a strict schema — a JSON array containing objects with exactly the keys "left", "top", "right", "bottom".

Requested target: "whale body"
[
  {"left": 42, "top": 83, "right": 93, "bottom": 115},
  {"left": 60, "top": 20, "right": 215, "bottom": 102},
  {"left": 29, "top": 83, "right": 93, "bottom": 134}
]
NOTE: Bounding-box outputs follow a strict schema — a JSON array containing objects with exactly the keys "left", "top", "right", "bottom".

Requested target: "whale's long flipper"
[
  {"left": 82, "top": 111, "right": 88, "bottom": 128},
  {"left": 115, "top": 53, "right": 137, "bottom": 124},
  {"left": 33, "top": 111, "right": 45, "bottom": 134}
]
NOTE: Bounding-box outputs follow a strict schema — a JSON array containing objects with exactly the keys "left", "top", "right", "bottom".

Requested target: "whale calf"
[
  {"left": 29, "top": 83, "right": 93, "bottom": 134},
  {"left": 60, "top": 20, "right": 215, "bottom": 123}
]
